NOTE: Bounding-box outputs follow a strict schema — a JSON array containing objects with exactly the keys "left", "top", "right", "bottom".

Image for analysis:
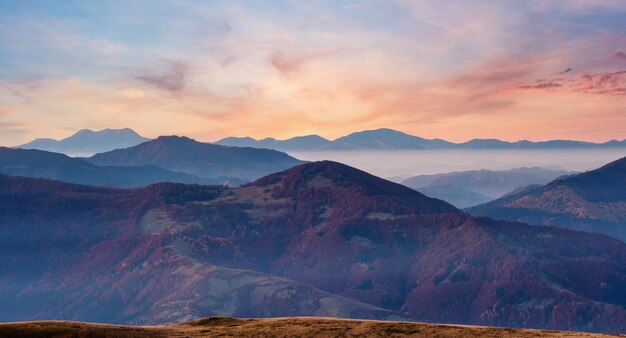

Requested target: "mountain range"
[
  {"left": 468, "top": 156, "right": 626, "bottom": 242},
  {"left": 15, "top": 128, "right": 626, "bottom": 156},
  {"left": 402, "top": 167, "right": 574, "bottom": 208},
  {"left": 216, "top": 128, "right": 626, "bottom": 151},
  {"left": 16, "top": 128, "right": 150, "bottom": 156},
  {"left": 2, "top": 161, "right": 626, "bottom": 332},
  {"left": 3, "top": 136, "right": 305, "bottom": 187},
  {"left": 0, "top": 147, "right": 245, "bottom": 188}
]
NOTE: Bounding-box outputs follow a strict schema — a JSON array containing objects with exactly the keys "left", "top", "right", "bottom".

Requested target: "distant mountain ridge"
[
  {"left": 8, "top": 135, "right": 305, "bottom": 186},
  {"left": 86, "top": 135, "right": 305, "bottom": 181},
  {"left": 402, "top": 167, "right": 575, "bottom": 208},
  {"left": 216, "top": 128, "right": 626, "bottom": 151},
  {"left": 468, "top": 156, "right": 626, "bottom": 242},
  {"left": 15, "top": 127, "right": 626, "bottom": 154},
  {"left": 217, "top": 135, "right": 333, "bottom": 151},
  {"left": 16, "top": 128, "right": 151, "bottom": 156}
]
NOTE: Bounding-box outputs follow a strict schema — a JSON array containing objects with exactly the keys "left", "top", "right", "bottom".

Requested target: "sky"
[{"left": 1, "top": 0, "right": 626, "bottom": 145}]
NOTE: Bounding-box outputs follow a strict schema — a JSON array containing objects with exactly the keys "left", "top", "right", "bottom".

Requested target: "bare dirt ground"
[{"left": 0, "top": 316, "right": 623, "bottom": 338}]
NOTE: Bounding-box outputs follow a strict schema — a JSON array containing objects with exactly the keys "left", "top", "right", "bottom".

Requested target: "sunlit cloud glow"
[{"left": 1, "top": 0, "right": 625, "bottom": 144}]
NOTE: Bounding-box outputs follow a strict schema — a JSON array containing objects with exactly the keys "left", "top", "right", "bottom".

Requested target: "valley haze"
[{"left": 13, "top": 128, "right": 626, "bottom": 179}]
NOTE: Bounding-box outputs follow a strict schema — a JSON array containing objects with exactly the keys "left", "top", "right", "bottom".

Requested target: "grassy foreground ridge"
[{"left": 0, "top": 317, "right": 622, "bottom": 338}]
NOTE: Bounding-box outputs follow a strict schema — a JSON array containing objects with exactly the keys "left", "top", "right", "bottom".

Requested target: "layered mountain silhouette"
[
  {"left": 216, "top": 135, "right": 333, "bottom": 151},
  {"left": 468, "top": 156, "right": 626, "bottom": 242},
  {"left": 2, "top": 161, "right": 626, "bottom": 332},
  {"left": 330, "top": 129, "right": 451, "bottom": 149},
  {"left": 216, "top": 128, "right": 626, "bottom": 151},
  {"left": 16, "top": 128, "right": 150, "bottom": 156},
  {"left": 86, "top": 136, "right": 304, "bottom": 181},
  {"left": 0, "top": 147, "right": 243, "bottom": 187},
  {"left": 402, "top": 167, "right": 574, "bottom": 208},
  {"left": 15, "top": 127, "right": 626, "bottom": 154}
]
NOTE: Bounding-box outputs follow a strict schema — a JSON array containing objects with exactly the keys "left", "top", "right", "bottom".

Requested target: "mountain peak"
[
  {"left": 17, "top": 128, "right": 150, "bottom": 156},
  {"left": 339, "top": 128, "right": 418, "bottom": 139},
  {"left": 254, "top": 160, "right": 359, "bottom": 183},
  {"left": 155, "top": 135, "right": 196, "bottom": 143},
  {"left": 74, "top": 129, "right": 96, "bottom": 135},
  {"left": 332, "top": 128, "right": 451, "bottom": 150},
  {"left": 87, "top": 136, "right": 304, "bottom": 182},
  {"left": 253, "top": 160, "right": 375, "bottom": 185},
  {"left": 72, "top": 128, "right": 141, "bottom": 138},
  {"left": 253, "top": 161, "right": 458, "bottom": 215}
]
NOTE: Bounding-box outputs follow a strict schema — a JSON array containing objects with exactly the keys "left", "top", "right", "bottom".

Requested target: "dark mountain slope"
[
  {"left": 0, "top": 147, "right": 238, "bottom": 187},
  {"left": 0, "top": 174, "right": 397, "bottom": 323},
  {"left": 559, "top": 156, "right": 626, "bottom": 201},
  {"left": 468, "top": 157, "right": 626, "bottom": 241},
  {"left": 87, "top": 136, "right": 304, "bottom": 181},
  {"left": 1, "top": 162, "right": 626, "bottom": 332},
  {"left": 17, "top": 128, "right": 150, "bottom": 155}
]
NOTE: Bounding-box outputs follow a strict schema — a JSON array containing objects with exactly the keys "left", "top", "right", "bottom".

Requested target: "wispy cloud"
[
  {"left": 575, "top": 71, "right": 626, "bottom": 95},
  {"left": 135, "top": 60, "right": 189, "bottom": 93},
  {"left": 269, "top": 49, "right": 341, "bottom": 77},
  {"left": 514, "top": 69, "right": 626, "bottom": 96},
  {"left": 0, "top": 84, "right": 28, "bottom": 100},
  {"left": 518, "top": 82, "right": 562, "bottom": 90}
]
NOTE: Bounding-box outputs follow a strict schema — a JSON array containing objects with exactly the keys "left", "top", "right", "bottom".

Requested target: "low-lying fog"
[{"left": 288, "top": 149, "right": 626, "bottom": 181}]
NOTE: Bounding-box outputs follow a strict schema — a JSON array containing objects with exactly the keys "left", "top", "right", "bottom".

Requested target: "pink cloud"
[
  {"left": 518, "top": 82, "right": 562, "bottom": 90},
  {"left": 613, "top": 51, "right": 626, "bottom": 60},
  {"left": 269, "top": 50, "right": 341, "bottom": 77},
  {"left": 574, "top": 71, "right": 626, "bottom": 95},
  {"left": 514, "top": 69, "right": 626, "bottom": 96}
]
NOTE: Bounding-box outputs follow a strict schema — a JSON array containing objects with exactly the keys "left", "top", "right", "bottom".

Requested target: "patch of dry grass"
[
  {"left": 0, "top": 317, "right": 623, "bottom": 338},
  {"left": 0, "top": 320, "right": 168, "bottom": 338}
]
